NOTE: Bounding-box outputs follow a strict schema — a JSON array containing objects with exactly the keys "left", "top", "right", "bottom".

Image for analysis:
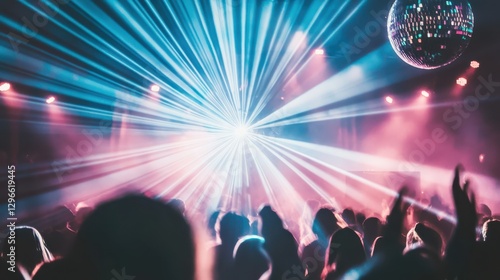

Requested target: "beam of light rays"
[
  {"left": 246, "top": 0, "right": 362, "bottom": 125},
  {"left": 121, "top": 1, "right": 242, "bottom": 122},
  {"left": 253, "top": 135, "right": 343, "bottom": 210},
  {"left": 1, "top": 90, "right": 233, "bottom": 133},
  {"left": 254, "top": 134, "right": 393, "bottom": 208},
  {"left": 245, "top": 136, "right": 305, "bottom": 216},
  {"left": 12, "top": 131, "right": 239, "bottom": 208},
  {"left": 3, "top": 0, "right": 496, "bottom": 227},
  {"left": 2, "top": 2, "right": 241, "bottom": 125},
  {"left": 253, "top": 135, "right": 500, "bottom": 223},
  {"left": 253, "top": 97, "right": 492, "bottom": 129},
  {"left": 254, "top": 44, "right": 423, "bottom": 128}
]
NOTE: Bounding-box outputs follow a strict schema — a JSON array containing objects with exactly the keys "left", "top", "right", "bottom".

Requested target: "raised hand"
[
  {"left": 383, "top": 187, "right": 408, "bottom": 254},
  {"left": 446, "top": 165, "right": 477, "bottom": 279},
  {"left": 452, "top": 165, "right": 477, "bottom": 229}
]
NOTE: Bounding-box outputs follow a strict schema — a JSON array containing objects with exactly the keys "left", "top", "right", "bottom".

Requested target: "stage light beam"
[
  {"left": 46, "top": 96, "right": 56, "bottom": 104},
  {"left": 479, "top": 154, "right": 485, "bottom": 163},
  {"left": 314, "top": 48, "right": 325, "bottom": 55},
  {"left": 456, "top": 77, "right": 467, "bottom": 86},
  {"left": 0, "top": 82, "right": 11, "bottom": 92},
  {"left": 150, "top": 84, "right": 160, "bottom": 92},
  {"left": 385, "top": 96, "right": 394, "bottom": 104}
]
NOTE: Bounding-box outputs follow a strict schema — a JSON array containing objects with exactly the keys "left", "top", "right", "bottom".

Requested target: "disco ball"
[{"left": 388, "top": 0, "right": 474, "bottom": 69}]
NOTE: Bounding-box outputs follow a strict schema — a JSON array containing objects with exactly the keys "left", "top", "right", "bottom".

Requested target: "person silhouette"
[{"left": 34, "top": 195, "right": 195, "bottom": 280}]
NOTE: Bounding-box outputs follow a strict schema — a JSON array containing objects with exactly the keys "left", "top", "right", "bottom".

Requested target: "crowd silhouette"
[{"left": 1, "top": 165, "right": 500, "bottom": 280}]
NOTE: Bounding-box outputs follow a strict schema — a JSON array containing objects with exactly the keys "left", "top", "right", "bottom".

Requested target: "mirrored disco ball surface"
[{"left": 388, "top": 0, "right": 474, "bottom": 69}]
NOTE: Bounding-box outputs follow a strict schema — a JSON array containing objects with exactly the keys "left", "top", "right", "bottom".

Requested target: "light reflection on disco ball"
[{"left": 388, "top": 0, "right": 474, "bottom": 69}]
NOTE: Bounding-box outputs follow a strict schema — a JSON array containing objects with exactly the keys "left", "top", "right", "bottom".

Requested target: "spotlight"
[
  {"left": 479, "top": 154, "right": 485, "bottom": 163},
  {"left": 456, "top": 77, "right": 467, "bottom": 86},
  {"left": 314, "top": 48, "right": 325, "bottom": 55},
  {"left": 234, "top": 125, "right": 249, "bottom": 139},
  {"left": 0, "top": 82, "right": 11, "bottom": 92},
  {"left": 46, "top": 96, "right": 56, "bottom": 104},
  {"left": 385, "top": 96, "right": 394, "bottom": 104},
  {"left": 150, "top": 84, "right": 160, "bottom": 92},
  {"left": 280, "top": 96, "right": 285, "bottom": 100},
  {"left": 421, "top": 90, "right": 430, "bottom": 98},
  {"left": 470, "top": 61, "right": 480, "bottom": 69}
]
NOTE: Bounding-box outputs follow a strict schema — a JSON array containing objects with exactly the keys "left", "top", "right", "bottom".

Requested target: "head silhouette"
[
  {"left": 258, "top": 205, "right": 284, "bottom": 238},
  {"left": 406, "top": 223, "right": 443, "bottom": 254},
  {"left": 2, "top": 226, "right": 53, "bottom": 275},
  {"left": 219, "top": 212, "right": 250, "bottom": 245},
  {"left": 482, "top": 219, "right": 500, "bottom": 244},
  {"left": 313, "top": 208, "right": 340, "bottom": 243},
  {"left": 167, "top": 198, "right": 186, "bottom": 215},
  {"left": 233, "top": 236, "right": 271, "bottom": 280},
  {"left": 69, "top": 195, "right": 195, "bottom": 280},
  {"left": 371, "top": 236, "right": 388, "bottom": 257},
  {"left": 342, "top": 208, "right": 356, "bottom": 226},
  {"left": 327, "top": 227, "right": 366, "bottom": 276},
  {"left": 363, "top": 217, "right": 381, "bottom": 239}
]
